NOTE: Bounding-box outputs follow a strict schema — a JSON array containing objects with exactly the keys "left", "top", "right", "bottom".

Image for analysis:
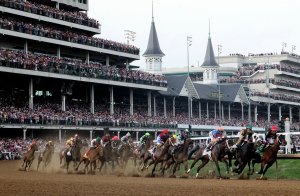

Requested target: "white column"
[
  {"left": 190, "top": 98, "right": 193, "bottom": 118},
  {"left": 173, "top": 97, "right": 176, "bottom": 117},
  {"left": 163, "top": 97, "right": 167, "bottom": 118},
  {"left": 117, "top": 131, "right": 120, "bottom": 139},
  {"left": 56, "top": 2, "right": 59, "bottom": 9},
  {"left": 106, "top": 56, "right": 110, "bottom": 66},
  {"left": 61, "top": 95, "right": 66, "bottom": 111},
  {"left": 126, "top": 59, "right": 129, "bottom": 70},
  {"left": 136, "top": 132, "right": 139, "bottom": 142},
  {"left": 86, "top": 51, "right": 90, "bottom": 65},
  {"left": 289, "top": 106, "right": 293, "bottom": 124},
  {"left": 285, "top": 119, "right": 291, "bottom": 154},
  {"left": 110, "top": 87, "right": 114, "bottom": 115},
  {"left": 59, "top": 129, "right": 62, "bottom": 143},
  {"left": 153, "top": 96, "right": 157, "bottom": 117},
  {"left": 299, "top": 108, "right": 300, "bottom": 122},
  {"left": 24, "top": 40, "right": 28, "bottom": 54},
  {"left": 130, "top": 88, "right": 134, "bottom": 116},
  {"left": 222, "top": 103, "right": 224, "bottom": 120},
  {"left": 57, "top": 46, "right": 61, "bottom": 59},
  {"left": 214, "top": 103, "right": 217, "bottom": 120},
  {"left": 254, "top": 105, "right": 258, "bottom": 122},
  {"left": 155, "top": 131, "right": 157, "bottom": 140},
  {"left": 29, "top": 78, "right": 33, "bottom": 110},
  {"left": 228, "top": 104, "right": 231, "bottom": 120},
  {"left": 279, "top": 105, "right": 282, "bottom": 121},
  {"left": 90, "top": 85, "right": 94, "bottom": 114},
  {"left": 241, "top": 103, "right": 244, "bottom": 121},
  {"left": 206, "top": 102, "right": 209, "bottom": 119},
  {"left": 148, "top": 91, "right": 152, "bottom": 117},
  {"left": 23, "top": 128, "right": 27, "bottom": 141},
  {"left": 90, "top": 130, "right": 93, "bottom": 142},
  {"left": 199, "top": 101, "right": 201, "bottom": 120}
]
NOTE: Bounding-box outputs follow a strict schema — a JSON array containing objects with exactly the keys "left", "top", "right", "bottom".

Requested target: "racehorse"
[
  {"left": 65, "top": 143, "right": 82, "bottom": 172},
  {"left": 163, "top": 138, "right": 193, "bottom": 176},
  {"left": 138, "top": 137, "right": 154, "bottom": 171},
  {"left": 151, "top": 138, "right": 173, "bottom": 176},
  {"left": 232, "top": 142, "right": 254, "bottom": 174},
  {"left": 98, "top": 141, "right": 119, "bottom": 172},
  {"left": 133, "top": 136, "right": 153, "bottom": 168},
  {"left": 249, "top": 134, "right": 286, "bottom": 179},
  {"left": 187, "top": 138, "right": 231, "bottom": 179},
  {"left": 37, "top": 143, "right": 54, "bottom": 171},
  {"left": 119, "top": 139, "right": 133, "bottom": 170},
  {"left": 75, "top": 145, "right": 103, "bottom": 174},
  {"left": 22, "top": 143, "right": 38, "bottom": 171}
]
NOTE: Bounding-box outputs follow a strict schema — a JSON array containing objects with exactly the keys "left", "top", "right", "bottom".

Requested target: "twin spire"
[{"left": 143, "top": 1, "right": 165, "bottom": 57}]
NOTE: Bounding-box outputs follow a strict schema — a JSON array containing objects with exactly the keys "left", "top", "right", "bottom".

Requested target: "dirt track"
[{"left": 0, "top": 160, "right": 299, "bottom": 196}]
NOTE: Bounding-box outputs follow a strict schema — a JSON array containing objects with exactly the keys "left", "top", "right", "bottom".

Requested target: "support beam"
[
  {"left": 214, "top": 103, "right": 217, "bottom": 120},
  {"left": 206, "top": 102, "right": 209, "bottom": 119},
  {"left": 254, "top": 105, "right": 258, "bottom": 122},
  {"left": 59, "top": 129, "right": 62, "bottom": 143},
  {"left": 57, "top": 46, "right": 61, "bottom": 59},
  {"left": 126, "top": 59, "right": 129, "bottom": 70},
  {"left": 279, "top": 105, "right": 282, "bottom": 121},
  {"left": 199, "top": 101, "right": 201, "bottom": 120},
  {"left": 86, "top": 51, "right": 90, "bottom": 64},
  {"left": 29, "top": 78, "right": 33, "bottom": 110},
  {"left": 228, "top": 104, "right": 231, "bottom": 120},
  {"left": 241, "top": 103, "right": 244, "bottom": 121},
  {"left": 163, "top": 97, "right": 167, "bottom": 118},
  {"left": 147, "top": 91, "right": 152, "bottom": 117},
  {"left": 90, "top": 130, "right": 93, "bottom": 142},
  {"left": 136, "top": 132, "right": 139, "bottom": 142},
  {"left": 61, "top": 95, "right": 66, "bottom": 112},
  {"left": 172, "top": 97, "right": 176, "bottom": 117},
  {"left": 130, "top": 88, "right": 133, "bottom": 116},
  {"left": 90, "top": 85, "right": 94, "bottom": 114},
  {"left": 24, "top": 40, "right": 28, "bottom": 54},
  {"left": 267, "top": 102, "right": 271, "bottom": 123},
  {"left": 56, "top": 2, "right": 59, "bottom": 9},
  {"left": 110, "top": 87, "right": 114, "bottom": 115},
  {"left": 106, "top": 56, "right": 110, "bottom": 67},
  {"left": 23, "top": 128, "right": 27, "bottom": 141},
  {"left": 117, "top": 131, "right": 120, "bottom": 139},
  {"left": 153, "top": 96, "right": 157, "bottom": 117},
  {"left": 222, "top": 103, "right": 224, "bottom": 121},
  {"left": 190, "top": 98, "right": 193, "bottom": 118},
  {"left": 289, "top": 106, "right": 293, "bottom": 124}
]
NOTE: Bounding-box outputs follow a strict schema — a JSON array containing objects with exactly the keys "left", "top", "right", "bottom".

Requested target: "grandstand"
[{"left": 0, "top": 0, "right": 299, "bottom": 149}]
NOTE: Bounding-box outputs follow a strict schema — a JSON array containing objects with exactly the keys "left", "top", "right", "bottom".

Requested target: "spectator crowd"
[
  {"left": 0, "top": 49, "right": 167, "bottom": 87},
  {"left": 0, "top": 0, "right": 100, "bottom": 28}
]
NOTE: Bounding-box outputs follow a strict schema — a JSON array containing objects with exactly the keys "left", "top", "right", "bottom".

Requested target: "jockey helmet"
[
  {"left": 126, "top": 132, "right": 131, "bottom": 137},
  {"left": 271, "top": 125, "right": 278, "bottom": 132},
  {"left": 218, "top": 127, "right": 224, "bottom": 131},
  {"left": 145, "top": 132, "right": 150, "bottom": 136},
  {"left": 48, "top": 141, "right": 52, "bottom": 145},
  {"left": 105, "top": 132, "right": 110, "bottom": 137},
  {"left": 246, "top": 124, "right": 252, "bottom": 130},
  {"left": 184, "top": 129, "right": 189, "bottom": 132},
  {"left": 172, "top": 134, "right": 177, "bottom": 140},
  {"left": 74, "top": 134, "right": 78, "bottom": 139},
  {"left": 96, "top": 137, "right": 101, "bottom": 142},
  {"left": 162, "top": 129, "right": 169, "bottom": 134}
]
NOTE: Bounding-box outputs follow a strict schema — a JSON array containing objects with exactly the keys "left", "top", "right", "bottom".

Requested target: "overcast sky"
[{"left": 89, "top": 0, "right": 300, "bottom": 68}]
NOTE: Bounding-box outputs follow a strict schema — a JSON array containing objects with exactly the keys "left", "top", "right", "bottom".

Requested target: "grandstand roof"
[
  {"left": 194, "top": 83, "right": 244, "bottom": 102},
  {"left": 160, "top": 75, "right": 188, "bottom": 96},
  {"left": 201, "top": 35, "right": 219, "bottom": 67},
  {"left": 143, "top": 18, "right": 165, "bottom": 57}
]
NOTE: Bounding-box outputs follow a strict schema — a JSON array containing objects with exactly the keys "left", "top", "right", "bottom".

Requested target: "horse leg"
[
  {"left": 172, "top": 163, "right": 179, "bottom": 176},
  {"left": 187, "top": 156, "right": 200, "bottom": 173},
  {"left": 214, "top": 161, "right": 222, "bottom": 179},
  {"left": 75, "top": 158, "right": 84, "bottom": 171},
  {"left": 196, "top": 158, "right": 209, "bottom": 177},
  {"left": 37, "top": 157, "right": 41, "bottom": 171},
  {"left": 151, "top": 161, "right": 158, "bottom": 176}
]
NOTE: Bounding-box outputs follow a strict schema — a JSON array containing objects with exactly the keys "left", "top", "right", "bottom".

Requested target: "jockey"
[
  {"left": 42, "top": 141, "right": 53, "bottom": 157},
  {"left": 177, "top": 129, "right": 189, "bottom": 145},
  {"left": 148, "top": 129, "right": 169, "bottom": 155},
  {"left": 232, "top": 124, "right": 253, "bottom": 149},
  {"left": 101, "top": 133, "right": 111, "bottom": 147},
  {"left": 118, "top": 132, "right": 131, "bottom": 151},
  {"left": 66, "top": 137, "right": 73, "bottom": 148},
  {"left": 265, "top": 125, "right": 278, "bottom": 145},
  {"left": 84, "top": 137, "right": 101, "bottom": 158},
  {"left": 111, "top": 135, "right": 119, "bottom": 141},
  {"left": 205, "top": 127, "right": 225, "bottom": 152},
  {"left": 139, "top": 132, "right": 151, "bottom": 146},
  {"left": 72, "top": 134, "right": 79, "bottom": 146},
  {"left": 28, "top": 139, "right": 37, "bottom": 151}
]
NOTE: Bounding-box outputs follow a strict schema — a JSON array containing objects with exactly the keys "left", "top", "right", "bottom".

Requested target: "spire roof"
[
  {"left": 201, "top": 36, "right": 219, "bottom": 67},
  {"left": 143, "top": 3, "right": 165, "bottom": 57}
]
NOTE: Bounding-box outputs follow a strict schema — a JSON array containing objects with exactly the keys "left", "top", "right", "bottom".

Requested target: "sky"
[{"left": 89, "top": 0, "right": 300, "bottom": 69}]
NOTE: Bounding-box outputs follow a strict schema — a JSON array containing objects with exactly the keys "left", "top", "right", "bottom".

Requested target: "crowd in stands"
[
  {"left": 0, "top": 49, "right": 167, "bottom": 87},
  {"left": 251, "top": 91, "right": 300, "bottom": 103},
  {"left": 0, "top": 16, "right": 139, "bottom": 55},
  {"left": 0, "top": 0, "right": 100, "bottom": 28},
  {"left": 238, "top": 63, "right": 300, "bottom": 76}
]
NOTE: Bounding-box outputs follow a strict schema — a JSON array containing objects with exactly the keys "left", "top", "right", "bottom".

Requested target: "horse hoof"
[
  {"left": 195, "top": 173, "right": 199, "bottom": 178},
  {"left": 187, "top": 169, "right": 191, "bottom": 173}
]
